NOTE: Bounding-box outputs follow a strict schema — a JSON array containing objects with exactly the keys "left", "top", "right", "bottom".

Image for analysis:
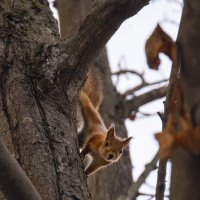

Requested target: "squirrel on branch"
[{"left": 77, "top": 68, "right": 132, "bottom": 176}]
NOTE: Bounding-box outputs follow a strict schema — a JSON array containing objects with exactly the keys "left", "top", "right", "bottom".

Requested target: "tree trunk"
[
  {"left": 170, "top": 0, "right": 200, "bottom": 199},
  {"left": 0, "top": 1, "right": 90, "bottom": 199}
]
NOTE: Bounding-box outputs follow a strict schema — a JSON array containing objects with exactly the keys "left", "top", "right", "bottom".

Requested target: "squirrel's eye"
[
  {"left": 119, "top": 150, "right": 122, "bottom": 154},
  {"left": 105, "top": 142, "right": 109, "bottom": 147}
]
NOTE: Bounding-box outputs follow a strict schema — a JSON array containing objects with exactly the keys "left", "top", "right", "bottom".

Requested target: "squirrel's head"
[{"left": 99, "top": 124, "right": 132, "bottom": 162}]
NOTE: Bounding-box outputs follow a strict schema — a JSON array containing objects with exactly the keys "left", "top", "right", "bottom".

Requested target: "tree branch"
[
  {"left": 117, "top": 152, "right": 158, "bottom": 200},
  {"left": 123, "top": 79, "right": 168, "bottom": 97},
  {"left": 56, "top": 0, "right": 150, "bottom": 80},
  {"left": 122, "top": 86, "right": 167, "bottom": 119},
  {"left": 0, "top": 139, "right": 42, "bottom": 200},
  {"left": 112, "top": 69, "right": 168, "bottom": 97},
  {"left": 112, "top": 69, "right": 145, "bottom": 81}
]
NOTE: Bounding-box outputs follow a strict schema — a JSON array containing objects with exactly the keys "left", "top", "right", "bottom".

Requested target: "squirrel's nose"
[{"left": 108, "top": 154, "right": 114, "bottom": 160}]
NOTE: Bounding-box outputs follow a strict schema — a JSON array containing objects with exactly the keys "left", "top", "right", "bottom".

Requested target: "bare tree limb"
[
  {"left": 123, "top": 79, "right": 168, "bottom": 97},
  {"left": 112, "top": 69, "right": 145, "bottom": 81},
  {"left": 122, "top": 86, "right": 167, "bottom": 119},
  {"left": 112, "top": 69, "right": 145, "bottom": 90},
  {"left": 117, "top": 152, "right": 158, "bottom": 200},
  {"left": 0, "top": 139, "right": 42, "bottom": 200},
  {"left": 56, "top": 0, "right": 150, "bottom": 83},
  {"left": 112, "top": 69, "right": 168, "bottom": 97}
]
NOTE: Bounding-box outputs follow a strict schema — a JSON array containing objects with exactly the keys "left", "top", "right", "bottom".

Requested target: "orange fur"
[
  {"left": 79, "top": 89, "right": 132, "bottom": 176},
  {"left": 82, "top": 68, "right": 103, "bottom": 110}
]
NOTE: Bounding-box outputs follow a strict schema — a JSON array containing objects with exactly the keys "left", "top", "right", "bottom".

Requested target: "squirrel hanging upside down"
[{"left": 77, "top": 68, "right": 132, "bottom": 176}]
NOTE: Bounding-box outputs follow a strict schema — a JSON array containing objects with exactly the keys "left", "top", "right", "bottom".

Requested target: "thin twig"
[
  {"left": 138, "top": 192, "right": 155, "bottom": 198},
  {"left": 155, "top": 160, "right": 168, "bottom": 200},
  {"left": 157, "top": 112, "right": 164, "bottom": 121},
  {"left": 112, "top": 69, "right": 168, "bottom": 97},
  {"left": 112, "top": 69, "right": 145, "bottom": 81},
  {"left": 123, "top": 79, "right": 168, "bottom": 97}
]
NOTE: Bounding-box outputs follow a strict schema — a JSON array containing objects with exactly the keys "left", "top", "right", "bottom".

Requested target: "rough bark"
[
  {"left": 0, "top": 1, "right": 89, "bottom": 199},
  {"left": 170, "top": 1, "right": 200, "bottom": 199}
]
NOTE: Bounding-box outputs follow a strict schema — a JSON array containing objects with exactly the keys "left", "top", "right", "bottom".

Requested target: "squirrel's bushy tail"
[{"left": 82, "top": 68, "right": 103, "bottom": 110}]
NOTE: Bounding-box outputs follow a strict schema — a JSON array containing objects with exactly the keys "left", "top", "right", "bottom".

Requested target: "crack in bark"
[
  {"left": 0, "top": 44, "right": 21, "bottom": 163},
  {"left": 28, "top": 78, "right": 63, "bottom": 200}
]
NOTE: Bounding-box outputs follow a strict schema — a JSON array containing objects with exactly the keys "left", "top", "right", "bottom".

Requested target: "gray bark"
[{"left": 0, "top": 1, "right": 89, "bottom": 199}]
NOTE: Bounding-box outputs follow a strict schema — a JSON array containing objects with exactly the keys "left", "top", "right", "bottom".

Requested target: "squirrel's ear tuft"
[
  {"left": 123, "top": 137, "right": 133, "bottom": 147},
  {"left": 106, "top": 124, "right": 115, "bottom": 139}
]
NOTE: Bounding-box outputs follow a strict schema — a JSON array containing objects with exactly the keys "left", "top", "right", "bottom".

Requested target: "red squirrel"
[{"left": 78, "top": 69, "right": 132, "bottom": 175}]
